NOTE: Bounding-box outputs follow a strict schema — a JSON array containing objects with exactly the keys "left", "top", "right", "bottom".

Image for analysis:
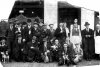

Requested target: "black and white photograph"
[{"left": 0, "top": 0, "right": 100, "bottom": 67}]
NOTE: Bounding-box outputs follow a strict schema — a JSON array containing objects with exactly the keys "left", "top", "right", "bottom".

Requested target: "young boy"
[{"left": 73, "top": 43, "right": 83, "bottom": 64}]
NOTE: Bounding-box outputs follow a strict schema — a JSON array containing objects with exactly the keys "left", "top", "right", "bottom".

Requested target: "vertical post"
[{"left": 44, "top": 0, "right": 58, "bottom": 29}]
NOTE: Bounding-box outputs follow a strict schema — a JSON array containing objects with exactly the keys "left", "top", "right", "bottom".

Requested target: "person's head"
[
  {"left": 54, "top": 39, "right": 59, "bottom": 45},
  {"left": 39, "top": 22, "right": 43, "bottom": 27},
  {"left": 1, "top": 37, "right": 6, "bottom": 44},
  {"left": 59, "top": 23, "right": 63, "bottom": 27},
  {"left": 9, "top": 21, "right": 13, "bottom": 26},
  {"left": 32, "top": 36, "right": 36, "bottom": 43},
  {"left": 74, "top": 18, "right": 78, "bottom": 24},
  {"left": 84, "top": 22, "right": 90, "bottom": 29},
  {"left": 34, "top": 23, "right": 38, "bottom": 28},
  {"left": 43, "top": 24, "right": 47, "bottom": 29},
  {"left": 49, "top": 24, "right": 54, "bottom": 29},
  {"left": 17, "top": 23, "right": 22, "bottom": 28},
  {"left": 22, "top": 21, "right": 27, "bottom": 28},
  {"left": 27, "top": 19, "right": 32, "bottom": 26}
]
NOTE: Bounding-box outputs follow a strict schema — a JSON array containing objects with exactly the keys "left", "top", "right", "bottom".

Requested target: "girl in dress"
[{"left": 70, "top": 19, "right": 81, "bottom": 48}]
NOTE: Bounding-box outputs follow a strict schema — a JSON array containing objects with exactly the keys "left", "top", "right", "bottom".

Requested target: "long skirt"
[{"left": 95, "top": 36, "right": 100, "bottom": 54}]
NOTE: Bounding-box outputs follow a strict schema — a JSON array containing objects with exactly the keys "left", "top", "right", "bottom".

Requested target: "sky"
[{"left": 0, "top": 0, "right": 100, "bottom": 20}]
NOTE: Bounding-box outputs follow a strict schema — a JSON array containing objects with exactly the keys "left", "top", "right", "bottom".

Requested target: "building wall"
[{"left": 81, "top": 8, "right": 95, "bottom": 30}]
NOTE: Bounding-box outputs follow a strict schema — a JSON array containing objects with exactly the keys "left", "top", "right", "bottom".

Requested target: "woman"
[{"left": 70, "top": 22, "right": 81, "bottom": 48}]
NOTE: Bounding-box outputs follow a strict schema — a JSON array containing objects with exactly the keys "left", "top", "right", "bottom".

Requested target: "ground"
[{"left": 1, "top": 60, "right": 100, "bottom": 67}]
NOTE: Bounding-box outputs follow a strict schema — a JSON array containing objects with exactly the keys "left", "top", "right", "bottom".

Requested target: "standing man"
[
  {"left": 81, "top": 22, "right": 94, "bottom": 61},
  {"left": 6, "top": 20, "right": 15, "bottom": 61},
  {"left": 25, "top": 19, "right": 34, "bottom": 42},
  {"left": 55, "top": 23, "right": 66, "bottom": 45},
  {"left": 48, "top": 24, "right": 55, "bottom": 44}
]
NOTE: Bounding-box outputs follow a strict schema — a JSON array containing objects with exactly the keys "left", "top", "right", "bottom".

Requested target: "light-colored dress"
[{"left": 70, "top": 24, "right": 81, "bottom": 45}]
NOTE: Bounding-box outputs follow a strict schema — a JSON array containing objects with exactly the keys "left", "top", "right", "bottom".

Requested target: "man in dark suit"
[
  {"left": 81, "top": 22, "right": 95, "bottom": 61},
  {"left": 27, "top": 36, "right": 42, "bottom": 62},
  {"left": 48, "top": 24, "right": 55, "bottom": 44},
  {"left": 55, "top": 23, "right": 66, "bottom": 45},
  {"left": 6, "top": 20, "right": 15, "bottom": 61},
  {"left": 25, "top": 19, "right": 34, "bottom": 42}
]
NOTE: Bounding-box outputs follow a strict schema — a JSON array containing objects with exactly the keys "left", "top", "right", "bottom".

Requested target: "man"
[
  {"left": 33, "top": 23, "right": 41, "bottom": 39},
  {"left": 81, "top": 22, "right": 94, "bottom": 61},
  {"left": 25, "top": 19, "right": 34, "bottom": 42},
  {"left": 27, "top": 36, "right": 42, "bottom": 62},
  {"left": 39, "top": 24, "right": 49, "bottom": 54},
  {"left": 48, "top": 24, "right": 55, "bottom": 44},
  {"left": 55, "top": 23, "right": 66, "bottom": 45},
  {"left": 6, "top": 20, "right": 15, "bottom": 61}
]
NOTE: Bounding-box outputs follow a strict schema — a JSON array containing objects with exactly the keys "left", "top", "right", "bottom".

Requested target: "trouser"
[{"left": 7, "top": 38, "right": 14, "bottom": 61}]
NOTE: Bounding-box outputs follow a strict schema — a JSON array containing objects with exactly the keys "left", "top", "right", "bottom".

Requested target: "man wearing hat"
[
  {"left": 5, "top": 20, "right": 15, "bottom": 61},
  {"left": 81, "top": 22, "right": 94, "bottom": 61},
  {"left": 27, "top": 36, "right": 42, "bottom": 62},
  {"left": 25, "top": 19, "right": 34, "bottom": 42},
  {"left": 48, "top": 24, "right": 55, "bottom": 44}
]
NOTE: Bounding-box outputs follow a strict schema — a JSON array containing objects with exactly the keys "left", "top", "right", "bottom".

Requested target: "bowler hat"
[
  {"left": 27, "top": 19, "right": 31, "bottom": 23},
  {"left": 22, "top": 21, "right": 27, "bottom": 25},
  {"left": 84, "top": 22, "right": 90, "bottom": 26}
]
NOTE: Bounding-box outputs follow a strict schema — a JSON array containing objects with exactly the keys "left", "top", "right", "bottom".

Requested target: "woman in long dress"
[{"left": 70, "top": 19, "right": 81, "bottom": 48}]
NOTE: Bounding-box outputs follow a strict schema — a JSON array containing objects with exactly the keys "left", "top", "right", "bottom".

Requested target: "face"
[
  {"left": 74, "top": 19, "right": 78, "bottom": 24},
  {"left": 85, "top": 25, "right": 89, "bottom": 29},
  {"left": 1, "top": 39, "right": 6, "bottom": 43},
  {"left": 39, "top": 22, "right": 43, "bottom": 26},
  {"left": 10, "top": 23, "right": 13, "bottom": 26},
  {"left": 43, "top": 25, "right": 47, "bottom": 29},
  {"left": 34, "top": 24, "right": 38, "bottom": 28},
  {"left": 55, "top": 40, "right": 59, "bottom": 44},
  {"left": 28, "top": 22, "right": 31, "bottom": 26},
  {"left": 49, "top": 25, "right": 54, "bottom": 29},
  {"left": 59, "top": 23, "right": 63, "bottom": 27}
]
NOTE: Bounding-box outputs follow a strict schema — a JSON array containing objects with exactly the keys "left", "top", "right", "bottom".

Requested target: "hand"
[
  {"left": 31, "top": 46, "right": 34, "bottom": 49},
  {"left": 23, "top": 39, "right": 26, "bottom": 42}
]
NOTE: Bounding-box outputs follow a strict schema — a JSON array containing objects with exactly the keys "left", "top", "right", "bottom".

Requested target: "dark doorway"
[
  {"left": 58, "top": 2, "right": 81, "bottom": 29},
  {"left": 9, "top": 0, "right": 44, "bottom": 19}
]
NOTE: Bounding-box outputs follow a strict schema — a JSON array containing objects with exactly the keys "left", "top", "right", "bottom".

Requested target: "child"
[
  {"left": 73, "top": 43, "right": 83, "bottom": 64},
  {"left": 0, "top": 36, "right": 9, "bottom": 63},
  {"left": 62, "top": 37, "right": 70, "bottom": 66}
]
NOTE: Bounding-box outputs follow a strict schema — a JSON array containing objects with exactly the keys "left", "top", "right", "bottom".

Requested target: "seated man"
[
  {"left": 50, "top": 39, "right": 63, "bottom": 65},
  {"left": 27, "top": 36, "right": 43, "bottom": 62},
  {"left": 73, "top": 43, "right": 83, "bottom": 64}
]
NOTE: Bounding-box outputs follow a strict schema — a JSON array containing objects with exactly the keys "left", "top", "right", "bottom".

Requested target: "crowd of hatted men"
[{"left": 0, "top": 18, "right": 99, "bottom": 66}]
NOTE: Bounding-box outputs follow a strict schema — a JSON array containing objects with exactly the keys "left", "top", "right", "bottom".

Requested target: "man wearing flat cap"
[
  {"left": 5, "top": 20, "right": 15, "bottom": 61},
  {"left": 81, "top": 22, "right": 94, "bottom": 61}
]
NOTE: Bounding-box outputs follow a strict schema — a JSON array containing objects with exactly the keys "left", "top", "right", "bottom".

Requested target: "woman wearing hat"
[{"left": 81, "top": 22, "right": 94, "bottom": 61}]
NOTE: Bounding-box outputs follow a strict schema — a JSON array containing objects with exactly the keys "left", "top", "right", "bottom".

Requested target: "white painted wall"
[
  {"left": 44, "top": 0, "right": 58, "bottom": 29},
  {"left": 81, "top": 8, "right": 94, "bottom": 30}
]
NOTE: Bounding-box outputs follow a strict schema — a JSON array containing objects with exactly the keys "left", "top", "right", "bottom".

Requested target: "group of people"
[{"left": 0, "top": 18, "right": 99, "bottom": 66}]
